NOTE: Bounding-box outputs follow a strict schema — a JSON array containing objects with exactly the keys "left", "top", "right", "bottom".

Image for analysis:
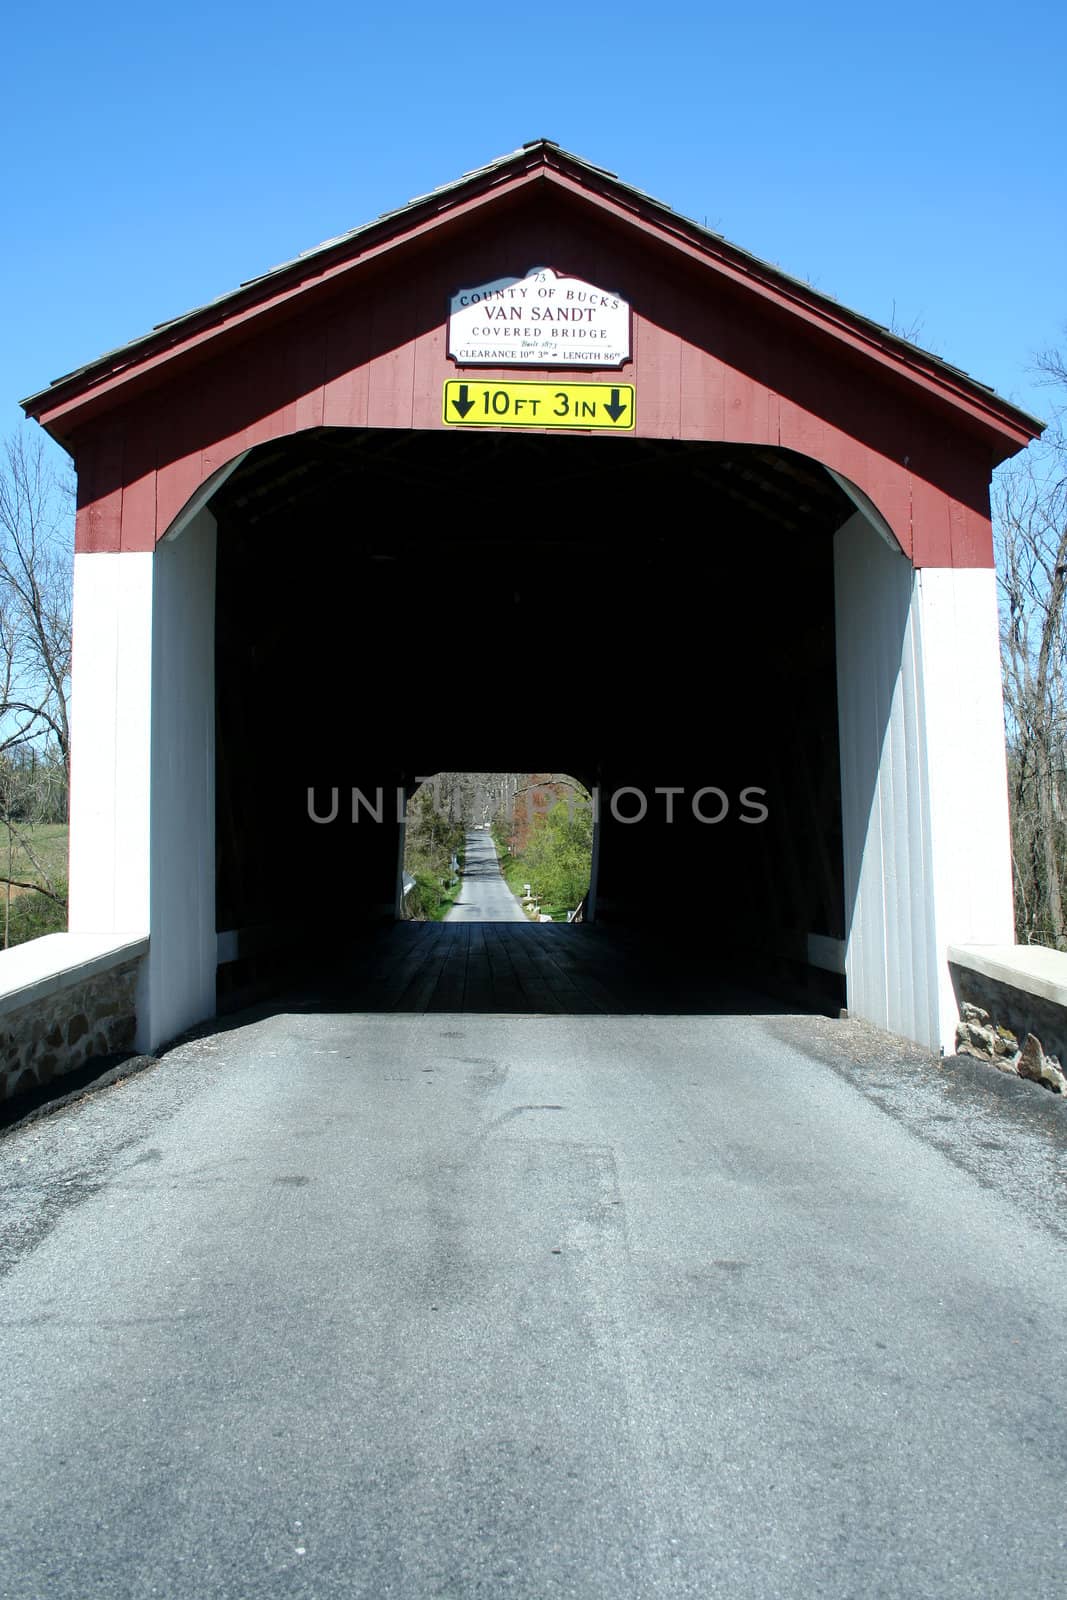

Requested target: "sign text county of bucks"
[{"left": 448, "top": 267, "right": 630, "bottom": 367}]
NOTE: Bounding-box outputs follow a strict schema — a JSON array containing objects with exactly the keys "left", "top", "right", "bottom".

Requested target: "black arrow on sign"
[
  {"left": 603, "top": 388, "right": 627, "bottom": 422},
  {"left": 451, "top": 384, "right": 475, "bottom": 418}
]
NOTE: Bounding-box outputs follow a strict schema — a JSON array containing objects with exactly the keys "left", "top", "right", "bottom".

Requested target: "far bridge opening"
[{"left": 401, "top": 772, "right": 594, "bottom": 925}]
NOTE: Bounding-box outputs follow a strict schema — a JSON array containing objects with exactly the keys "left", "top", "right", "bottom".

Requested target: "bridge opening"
[
  {"left": 401, "top": 773, "right": 595, "bottom": 923},
  {"left": 210, "top": 425, "right": 857, "bottom": 1013}
]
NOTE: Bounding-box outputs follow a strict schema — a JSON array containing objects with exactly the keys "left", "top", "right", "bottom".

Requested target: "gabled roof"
[{"left": 21, "top": 139, "right": 1043, "bottom": 449}]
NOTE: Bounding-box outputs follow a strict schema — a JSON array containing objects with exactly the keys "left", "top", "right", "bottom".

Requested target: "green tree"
[
  {"left": 402, "top": 782, "right": 465, "bottom": 919},
  {"left": 521, "top": 797, "right": 594, "bottom": 912}
]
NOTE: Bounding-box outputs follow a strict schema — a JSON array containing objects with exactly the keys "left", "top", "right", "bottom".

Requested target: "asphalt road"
[
  {"left": 1, "top": 1006, "right": 1066, "bottom": 1599},
  {"left": 446, "top": 830, "right": 528, "bottom": 922}
]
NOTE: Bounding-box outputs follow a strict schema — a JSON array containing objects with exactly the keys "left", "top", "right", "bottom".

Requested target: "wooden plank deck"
[{"left": 316, "top": 923, "right": 807, "bottom": 1016}]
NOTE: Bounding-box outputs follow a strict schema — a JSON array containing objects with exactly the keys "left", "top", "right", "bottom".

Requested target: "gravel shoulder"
[{"left": 768, "top": 1012, "right": 1067, "bottom": 1242}]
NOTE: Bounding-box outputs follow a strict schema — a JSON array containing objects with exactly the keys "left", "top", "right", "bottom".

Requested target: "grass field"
[
  {"left": 1, "top": 822, "right": 69, "bottom": 890},
  {"left": 0, "top": 822, "right": 69, "bottom": 947}
]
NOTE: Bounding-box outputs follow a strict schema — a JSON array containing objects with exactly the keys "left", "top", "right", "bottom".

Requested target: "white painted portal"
[
  {"left": 68, "top": 552, "right": 154, "bottom": 937},
  {"left": 67, "top": 510, "right": 217, "bottom": 1052},
  {"left": 141, "top": 508, "right": 217, "bottom": 1050},
  {"left": 915, "top": 566, "right": 1015, "bottom": 1041},
  {"left": 834, "top": 510, "right": 1014, "bottom": 1052}
]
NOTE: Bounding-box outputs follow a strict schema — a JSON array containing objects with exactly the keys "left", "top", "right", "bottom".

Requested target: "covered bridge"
[{"left": 21, "top": 141, "right": 1041, "bottom": 1056}]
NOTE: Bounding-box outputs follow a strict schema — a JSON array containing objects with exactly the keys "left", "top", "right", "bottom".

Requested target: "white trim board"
[{"left": 949, "top": 943, "right": 1067, "bottom": 1010}]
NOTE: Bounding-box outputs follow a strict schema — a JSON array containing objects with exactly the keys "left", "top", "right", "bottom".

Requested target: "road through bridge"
[
  {"left": 445, "top": 831, "right": 528, "bottom": 924},
  {"left": 5, "top": 140, "right": 1064, "bottom": 1598},
  {"left": 2, "top": 998, "right": 1065, "bottom": 1599}
]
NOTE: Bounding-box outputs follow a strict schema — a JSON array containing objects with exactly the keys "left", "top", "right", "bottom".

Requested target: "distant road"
[{"left": 445, "top": 829, "right": 528, "bottom": 922}]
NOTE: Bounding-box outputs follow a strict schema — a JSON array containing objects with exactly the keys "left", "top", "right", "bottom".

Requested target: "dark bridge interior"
[{"left": 211, "top": 427, "right": 855, "bottom": 1012}]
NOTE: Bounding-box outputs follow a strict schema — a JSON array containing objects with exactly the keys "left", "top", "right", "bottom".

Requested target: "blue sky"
[{"left": 4, "top": 0, "right": 1064, "bottom": 459}]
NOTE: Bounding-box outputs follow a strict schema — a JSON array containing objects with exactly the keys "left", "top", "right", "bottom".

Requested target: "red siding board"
[
  {"left": 679, "top": 335, "right": 725, "bottom": 441},
  {"left": 633, "top": 318, "right": 680, "bottom": 439},
  {"left": 365, "top": 283, "right": 417, "bottom": 432},
  {"left": 722, "top": 362, "right": 777, "bottom": 452},
  {"left": 118, "top": 414, "right": 157, "bottom": 553},
  {"left": 947, "top": 494, "right": 994, "bottom": 568},
  {"left": 323, "top": 305, "right": 371, "bottom": 431},
  {"left": 864, "top": 463, "right": 912, "bottom": 563},
  {"left": 776, "top": 396, "right": 826, "bottom": 466},
  {"left": 909, "top": 477, "right": 954, "bottom": 568},
  {"left": 411, "top": 270, "right": 449, "bottom": 433},
  {"left": 80, "top": 426, "right": 124, "bottom": 553}
]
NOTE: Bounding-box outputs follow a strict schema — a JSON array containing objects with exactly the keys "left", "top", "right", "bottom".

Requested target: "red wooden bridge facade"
[{"left": 22, "top": 141, "right": 1041, "bottom": 1052}]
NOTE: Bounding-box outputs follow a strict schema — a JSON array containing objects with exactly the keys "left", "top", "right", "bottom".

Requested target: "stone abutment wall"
[{"left": 1, "top": 958, "right": 141, "bottom": 1105}]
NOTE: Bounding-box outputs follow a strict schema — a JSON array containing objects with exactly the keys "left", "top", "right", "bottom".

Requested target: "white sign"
[{"left": 448, "top": 266, "right": 630, "bottom": 368}]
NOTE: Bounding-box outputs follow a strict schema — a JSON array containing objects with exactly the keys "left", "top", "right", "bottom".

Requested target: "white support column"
[
  {"left": 140, "top": 507, "right": 217, "bottom": 1050},
  {"left": 914, "top": 567, "right": 1015, "bottom": 1049},
  {"left": 68, "top": 553, "right": 154, "bottom": 938},
  {"left": 67, "top": 510, "right": 218, "bottom": 1054},
  {"left": 835, "top": 511, "right": 1014, "bottom": 1053},
  {"left": 835, "top": 511, "right": 940, "bottom": 1048}
]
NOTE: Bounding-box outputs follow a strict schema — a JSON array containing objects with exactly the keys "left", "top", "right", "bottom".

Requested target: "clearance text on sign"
[{"left": 443, "top": 380, "right": 634, "bottom": 431}]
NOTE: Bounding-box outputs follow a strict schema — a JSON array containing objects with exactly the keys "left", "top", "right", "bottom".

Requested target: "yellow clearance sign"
[{"left": 443, "top": 380, "right": 634, "bottom": 430}]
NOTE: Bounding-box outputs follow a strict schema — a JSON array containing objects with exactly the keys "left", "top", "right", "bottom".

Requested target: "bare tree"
[
  {"left": 0, "top": 431, "right": 71, "bottom": 765},
  {"left": 1037, "top": 343, "right": 1067, "bottom": 391},
  {"left": 995, "top": 363, "right": 1067, "bottom": 947},
  {"left": 0, "top": 428, "right": 73, "bottom": 943}
]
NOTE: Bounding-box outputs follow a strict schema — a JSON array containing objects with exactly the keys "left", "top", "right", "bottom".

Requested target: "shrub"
[{"left": 3, "top": 881, "right": 68, "bottom": 948}]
